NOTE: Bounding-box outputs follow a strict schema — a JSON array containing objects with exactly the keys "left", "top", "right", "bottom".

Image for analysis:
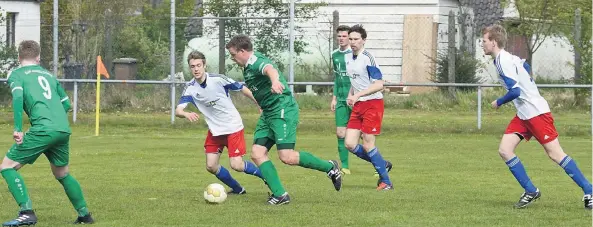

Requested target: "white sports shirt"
[
  {"left": 178, "top": 73, "right": 244, "bottom": 136},
  {"left": 494, "top": 50, "right": 550, "bottom": 120},
  {"left": 345, "top": 49, "right": 383, "bottom": 101}
]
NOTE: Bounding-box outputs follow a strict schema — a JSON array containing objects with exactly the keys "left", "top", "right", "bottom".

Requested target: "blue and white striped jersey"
[
  {"left": 494, "top": 50, "right": 550, "bottom": 120},
  {"left": 345, "top": 49, "right": 383, "bottom": 101},
  {"left": 178, "top": 73, "right": 244, "bottom": 136}
]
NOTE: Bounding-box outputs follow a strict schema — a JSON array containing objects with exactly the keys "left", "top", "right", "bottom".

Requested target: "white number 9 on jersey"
[{"left": 37, "top": 76, "right": 52, "bottom": 99}]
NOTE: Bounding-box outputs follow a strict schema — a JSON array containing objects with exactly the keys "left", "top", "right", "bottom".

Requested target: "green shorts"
[
  {"left": 6, "top": 131, "right": 70, "bottom": 167},
  {"left": 253, "top": 105, "right": 299, "bottom": 150},
  {"left": 335, "top": 101, "right": 352, "bottom": 127}
]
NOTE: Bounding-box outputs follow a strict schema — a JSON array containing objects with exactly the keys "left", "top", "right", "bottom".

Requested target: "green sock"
[
  {"left": 259, "top": 161, "right": 286, "bottom": 197},
  {"left": 337, "top": 138, "right": 349, "bottom": 169},
  {"left": 58, "top": 174, "right": 89, "bottom": 217},
  {"left": 298, "top": 151, "right": 333, "bottom": 172},
  {"left": 1, "top": 168, "right": 33, "bottom": 211}
]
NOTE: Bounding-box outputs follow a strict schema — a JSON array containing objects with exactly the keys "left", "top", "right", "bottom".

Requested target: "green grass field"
[{"left": 0, "top": 109, "right": 591, "bottom": 226}]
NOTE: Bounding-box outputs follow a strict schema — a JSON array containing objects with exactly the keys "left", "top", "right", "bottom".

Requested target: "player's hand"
[
  {"left": 270, "top": 80, "right": 284, "bottom": 94},
  {"left": 13, "top": 131, "right": 23, "bottom": 145},
  {"left": 491, "top": 100, "right": 499, "bottom": 109},
  {"left": 330, "top": 98, "right": 337, "bottom": 112},
  {"left": 184, "top": 112, "right": 200, "bottom": 122},
  {"left": 258, "top": 107, "right": 263, "bottom": 114},
  {"left": 347, "top": 94, "right": 358, "bottom": 107}
]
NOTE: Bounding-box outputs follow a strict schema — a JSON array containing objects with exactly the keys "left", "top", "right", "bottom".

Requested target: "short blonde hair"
[{"left": 482, "top": 24, "right": 507, "bottom": 49}]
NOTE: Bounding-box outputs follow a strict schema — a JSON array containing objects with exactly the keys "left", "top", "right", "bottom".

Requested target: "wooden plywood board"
[{"left": 401, "top": 15, "right": 438, "bottom": 93}]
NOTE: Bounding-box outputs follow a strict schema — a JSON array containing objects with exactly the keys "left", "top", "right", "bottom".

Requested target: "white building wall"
[{"left": 0, "top": 1, "right": 42, "bottom": 47}]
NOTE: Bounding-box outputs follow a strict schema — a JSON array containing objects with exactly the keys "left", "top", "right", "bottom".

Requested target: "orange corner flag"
[{"left": 97, "top": 56, "right": 110, "bottom": 79}]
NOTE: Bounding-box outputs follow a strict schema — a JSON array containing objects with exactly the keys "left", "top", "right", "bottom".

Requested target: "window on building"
[{"left": 6, "top": 12, "right": 17, "bottom": 47}]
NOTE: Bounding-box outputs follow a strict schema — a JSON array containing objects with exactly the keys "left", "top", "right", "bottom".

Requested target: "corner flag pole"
[
  {"left": 95, "top": 73, "right": 101, "bottom": 136},
  {"left": 95, "top": 56, "right": 110, "bottom": 136}
]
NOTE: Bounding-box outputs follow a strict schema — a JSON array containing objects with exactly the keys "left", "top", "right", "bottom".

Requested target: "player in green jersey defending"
[
  {"left": 1, "top": 40, "right": 94, "bottom": 226},
  {"left": 226, "top": 35, "right": 342, "bottom": 205},
  {"left": 330, "top": 25, "right": 353, "bottom": 175}
]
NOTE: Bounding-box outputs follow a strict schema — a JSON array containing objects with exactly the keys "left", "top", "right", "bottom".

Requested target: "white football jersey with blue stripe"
[
  {"left": 178, "top": 73, "right": 244, "bottom": 136},
  {"left": 345, "top": 49, "right": 383, "bottom": 101},
  {"left": 494, "top": 50, "right": 550, "bottom": 120}
]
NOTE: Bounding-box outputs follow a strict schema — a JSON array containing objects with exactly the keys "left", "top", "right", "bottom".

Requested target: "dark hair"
[
  {"left": 187, "top": 50, "right": 206, "bottom": 64},
  {"left": 348, "top": 24, "right": 367, "bottom": 39},
  {"left": 18, "top": 40, "right": 41, "bottom": 60},
  {"left": 225, "top": 35, "right": 253, "bottom": 51},
  {"left": 336, "top": 25, "right": 350, "bottom": 33}
]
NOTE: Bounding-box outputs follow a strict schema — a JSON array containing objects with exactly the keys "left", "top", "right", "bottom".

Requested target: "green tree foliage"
[
  {"left": 502, "top": 0, "right": 591, "bottom": 105},
  {"left": 0, "top": 14, "right": 18, "bottom": 101},
  {"left": 39, "top": 0, "right": 193, "bottom": 80},
  {"left": 114, "top": 0, "right": 194, "bottom": 80},
  {"left": 203, "top": 0, "right": 324, "bottom": 72}
]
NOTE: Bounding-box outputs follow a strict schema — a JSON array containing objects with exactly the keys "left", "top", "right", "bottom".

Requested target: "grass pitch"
[{"left": 0, "top": 109, "right": 591, "bottom": 226}]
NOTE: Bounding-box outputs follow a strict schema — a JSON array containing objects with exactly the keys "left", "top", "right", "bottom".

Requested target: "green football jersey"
[
  {"left": 332, "top": 48, "right": 352, "bottom": 101},
  {"left": 8, "top": 65, "right": 71, "bottom": 133},
  {"left": 243, "top": 52, "right": 295, "bottom": 112}
]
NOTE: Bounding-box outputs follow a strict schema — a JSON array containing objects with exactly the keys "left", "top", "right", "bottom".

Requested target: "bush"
[{"left": 429, "top": 50, "right": 485, "bottom": 91}]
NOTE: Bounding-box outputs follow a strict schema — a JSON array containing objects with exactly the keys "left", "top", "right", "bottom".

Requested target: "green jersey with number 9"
[{"left": 7, "top": 65, "right": 71, "bottom": 133}]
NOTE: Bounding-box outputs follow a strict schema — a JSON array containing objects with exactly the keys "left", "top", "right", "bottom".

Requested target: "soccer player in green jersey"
[
  {"left": 1, "top": 40, "right": 94, "bottom": 226},
  {"left": 330, "top": 25, "right": 353, "bottom": 175},
  {"left": 226, "top": 35, "right": 342, "bottom": 205}
]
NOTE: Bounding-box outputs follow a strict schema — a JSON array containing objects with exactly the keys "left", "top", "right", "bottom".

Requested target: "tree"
[
  {"left": 39, "top": 0, "right": 146, "bottom": 77},
  {"left": 203, "top": 0, "right": 324, "bottom": 72},
  {"left": 0, "top": 14, "right": 19, "bottom": 101},
  {"left": 39, "top": 0, "right": 193, "bottom": 80},
  {"left": 502, "top": 0, "right": 591, "bottom": 106},
  {"left": 501, "top": 0, "right": 568, "bottom": 68}
]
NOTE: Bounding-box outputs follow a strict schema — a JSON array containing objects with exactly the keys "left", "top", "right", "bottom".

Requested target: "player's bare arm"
[
  {"left": 355, "top": 79, "right": 384, "bottom": 97},
  {"left": 347, "top": 80, "right": 384, "bottom": 106},
  {"left": 346, "top": 87, "right": 355, "bottom": 106},
  {"left": 240, "top": 86, "right": 260, "bottom": 108},
  {"left": 175, "top": 105, "right": 199, "bottom": 122},
  {"left": 331, "top": 95, "right": 337, "bottom": 112},
  {"left": 262, "top": 65, "right": 284, "bottom": 94}
]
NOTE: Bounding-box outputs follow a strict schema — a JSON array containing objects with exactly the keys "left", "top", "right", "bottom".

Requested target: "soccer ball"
[{"left": 203, "top": 183, "right": 227, "bottom": 204}]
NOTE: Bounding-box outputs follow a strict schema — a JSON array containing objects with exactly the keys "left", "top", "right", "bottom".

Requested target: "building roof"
[{"left": 461, "top": 0, "right": 504, "bottom": 30}]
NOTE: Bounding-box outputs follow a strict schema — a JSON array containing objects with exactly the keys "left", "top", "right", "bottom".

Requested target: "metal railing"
[{"left": 1, "top": 78, "right": 592, "bottom": 130}]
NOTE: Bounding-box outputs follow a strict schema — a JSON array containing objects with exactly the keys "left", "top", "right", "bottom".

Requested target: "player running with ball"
[
  {"left": 176, "top": 51, "right": 266, "bottom": 195},
  {"left": 226, "top": 35, "right": 342, "bottom": 205}
]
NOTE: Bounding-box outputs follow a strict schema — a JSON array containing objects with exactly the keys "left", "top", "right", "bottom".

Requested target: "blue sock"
[
  {"left": 350, "top": 144, "right": 371, "bottom": 162},
  {"left": 368, "top": 147, "right": 391, "bottom": 185},
  {"left": 506, "top": 156, "right": 537, "bottom": 193},
  {"left": 243, "top": 161, "right": 264, "bottom": 180},
  {"left": 215, "top": 166, "right": 242, "bottom": 192},
  {"left": 560, "top": 156, "right": 593, "bottom": 194}
]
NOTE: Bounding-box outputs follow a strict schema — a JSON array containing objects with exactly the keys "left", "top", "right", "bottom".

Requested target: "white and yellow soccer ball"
[{"left": 204, "top": 183, "right": 227, "bottom": 204}]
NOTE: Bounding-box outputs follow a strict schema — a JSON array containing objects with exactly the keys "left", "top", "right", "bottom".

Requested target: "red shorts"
[
  {"left": 504, "top": 113, "right": 559, "bottom": 144},
  {"left": 347, "top": 99, "right": 384, "bottom": 134},
  {"left": 204, "top": 129, "right": 246, "bottom": 157}
]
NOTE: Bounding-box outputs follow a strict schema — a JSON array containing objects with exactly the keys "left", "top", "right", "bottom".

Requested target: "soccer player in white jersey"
[
  {"left": 482, "top": 25, "right": 592, "bottom": 209},
  {"left": 176, "top": 51, "right": 266, "bottom": 194},
  {"left": 343, "top": 24, "right": 393, "bottom": 191}
]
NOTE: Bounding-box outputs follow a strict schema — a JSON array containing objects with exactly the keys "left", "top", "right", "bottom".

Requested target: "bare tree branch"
[{"left": 530, "top": 0, "right": 550, "bottom": 53}]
